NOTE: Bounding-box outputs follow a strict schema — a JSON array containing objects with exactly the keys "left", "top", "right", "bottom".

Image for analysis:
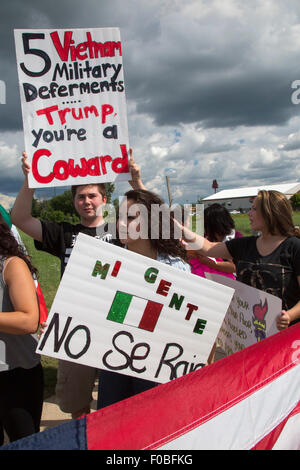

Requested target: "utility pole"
[{"left": 165, "top": 175, "right": 173, "bottom": 207}]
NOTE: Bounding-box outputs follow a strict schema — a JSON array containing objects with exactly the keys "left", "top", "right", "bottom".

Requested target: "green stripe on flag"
[{"left": 107, "top": 291, "right": 133, "bottom": 323}]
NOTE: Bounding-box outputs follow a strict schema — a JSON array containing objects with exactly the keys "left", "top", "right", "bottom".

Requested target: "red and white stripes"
[{"left": 86, "top": 323, "right": 300, "bottom": 450}]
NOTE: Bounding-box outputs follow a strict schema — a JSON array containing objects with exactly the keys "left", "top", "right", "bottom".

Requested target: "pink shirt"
[{"left": 189, "top": 257, "right": 235, "bottom": 280}]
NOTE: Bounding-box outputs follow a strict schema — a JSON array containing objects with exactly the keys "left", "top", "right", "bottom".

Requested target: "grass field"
[
  {"left": 232, "top": 211, "right": 300, "bottom": 236},
  {"left": 20, "top": 210, "right": 300, "bottom": 397}
]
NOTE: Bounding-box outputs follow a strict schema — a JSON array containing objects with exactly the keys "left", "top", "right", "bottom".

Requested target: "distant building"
[{"left": 202, "top": 182, "right": 300, "bottom": 212}]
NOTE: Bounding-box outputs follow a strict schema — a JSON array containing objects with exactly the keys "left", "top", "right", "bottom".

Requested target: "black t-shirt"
[
  {"left": 226, "top": 236, "right": 300, "bottom": 324},
  {"left": 34, "top": 220, "right": 121, "bottom": 277}
]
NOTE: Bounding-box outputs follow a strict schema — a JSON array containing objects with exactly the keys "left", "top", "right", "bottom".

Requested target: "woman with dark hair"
[
  {"left": 119, "top": 189, "right": 188, "bottom": 262},
  {"left": 204, "top": 204, "right": 243, "bottom": 242},
  {"left": 179, "top": 190, "right": 300, "bottom": 330},
  {"left": 0, "top": 213, "right": 43, "bottom": 445},
  {"left": 188, "top": 204, "right": 242, "bottom": 278},
  {"left": 97, "top": 189, "right": 190, "bottom": 409}
]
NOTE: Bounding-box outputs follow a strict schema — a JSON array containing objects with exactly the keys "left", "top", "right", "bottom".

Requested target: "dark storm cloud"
[
  {"left": 121, "top": 4, "right": 300, "bottom": 130},
  {"left": 130, "top": 45, "right": 298, "bottom": 129},
  {"left": 1, "top": 0, "right": 300, "bottom": 202},
  {"left": 2, "top": 0, "right": 300, "bottom": 132},
  {"left": 0, "top": 175, "right": 23, "bottom": 194},
  {"left": 0, "top": 0, "right": 162, "bottom": 130}
]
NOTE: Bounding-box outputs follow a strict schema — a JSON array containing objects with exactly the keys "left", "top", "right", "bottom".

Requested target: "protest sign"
[
  {"left": 14, "top": 28, "right": 130, "bottom": 188},
  {"left": 205, "top": 273, "right": 281, "bottom": 356},
  {"left": 37, "top": 233, "right": 234, "bottom": 383}
]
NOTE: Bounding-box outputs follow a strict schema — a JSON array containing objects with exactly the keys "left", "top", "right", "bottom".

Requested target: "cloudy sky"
[{"left": 1, "top": 0, "right": 300, "bottom": 206}]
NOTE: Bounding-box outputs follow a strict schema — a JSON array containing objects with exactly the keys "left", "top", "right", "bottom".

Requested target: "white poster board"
[
  {"left": 205, "top": 273, "right": 281, "bottom": 356},
  {"left": 37, "top": 233, "right": 234, "bottom": 383},
  {"left": 14, "top": 28, "right": 130, "bottom": 188}
]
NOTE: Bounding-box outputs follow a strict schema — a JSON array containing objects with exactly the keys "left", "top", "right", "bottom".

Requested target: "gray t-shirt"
[{"left": 0, "top": 257, "right": 40, "bottom": 371}]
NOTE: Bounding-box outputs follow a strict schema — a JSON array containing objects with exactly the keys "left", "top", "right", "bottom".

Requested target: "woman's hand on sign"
[
  {"left": 276, "top": 310, "right": 291, "bottom": 330},
  {"left": 21, "top": 152, "right": 30, "bottom": 177},
  {"left": 128, "top": 148, "right": 146, "bottom": 190}
]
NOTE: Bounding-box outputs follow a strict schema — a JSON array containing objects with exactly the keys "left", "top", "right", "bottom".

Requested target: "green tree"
[
  {"left": 43, "top": 209, "right": 65, "bottom": 223},
  {"left": 290, "top": 193, "right": 300, "bottom": 211},
  {"left": 104, "top": 182, "right": 114, "bottom": 203},
  {"left": 31, "top": 198, "right": 51, "bottom": 218},
  {"left": 50, "top": 191, "right": 74, "bottom": 215},
  {"left": 31, "top": 183, "right": 115, "bottom": 223}
]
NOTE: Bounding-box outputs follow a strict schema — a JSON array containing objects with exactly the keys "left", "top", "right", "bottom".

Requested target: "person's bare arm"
[
  {"left": 209, "top": 259, "right": 236, "bottom": 274},
  {"left": 10, "top": 152, "right": 42, "bottom": 242},
  {"left": 201, "top": 256, "right": 236, "bottom": 273},
  {"left": 128, "top": 148, "right": 147, "bottom": 190},
  {"left": 0, "top": 257, "right": 39, "bottom": 334},
  {"left": 277, "top": 275, "right": 300, "bottom": 330},
  {"left": 181, "top": 223, "right": 232, "bottom": 259}
]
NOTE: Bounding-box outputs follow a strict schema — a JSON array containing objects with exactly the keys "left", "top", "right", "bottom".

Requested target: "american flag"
[{"left": 2, "top": 323, "right": 300, "bottom": 450}]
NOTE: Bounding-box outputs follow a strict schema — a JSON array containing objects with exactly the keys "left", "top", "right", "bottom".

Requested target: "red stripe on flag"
[
  {"left": 86, "top": 323, "right": 300, "bottom": 450},
  {"left": 138, "top": 300, "right": 163, "bottom": 332},
  {"left": 251, "top": 400, "right": 300, "bottom": 450},
  {"left": 36, "top": 282, "right": 48, "bottom": 324}
]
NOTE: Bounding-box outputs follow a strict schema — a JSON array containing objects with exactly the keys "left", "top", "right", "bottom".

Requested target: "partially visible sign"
[
  {"left": 14, "top": 28, "right": 130, "bottom": 188},
  {"left": 206, "top": 273, "right": 281, "bottom": 355},
  {"left": 37, "top": 233, "right": 234, "bottom": 383}
]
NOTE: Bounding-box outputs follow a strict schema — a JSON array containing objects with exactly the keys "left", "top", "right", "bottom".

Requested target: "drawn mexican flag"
[{"left": 107, "top": 291, "right": 163, "bottom": 332}]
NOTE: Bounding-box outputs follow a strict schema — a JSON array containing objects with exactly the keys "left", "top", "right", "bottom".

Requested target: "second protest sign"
[{"left": 206, "top": 273, "right": 281, "bottom": 355}]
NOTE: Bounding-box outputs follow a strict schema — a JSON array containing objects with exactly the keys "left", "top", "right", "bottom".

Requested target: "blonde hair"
[{"left": 256, "top": 190, "right": 300, "bottom": 238}]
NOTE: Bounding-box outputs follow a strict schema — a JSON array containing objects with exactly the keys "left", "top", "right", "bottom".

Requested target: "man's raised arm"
[
  {"left": 11, "top": 152, "right": 43, "bottom": 242},
  {"left": 128, "top": 148, "right": 147, "bottom": 190}
]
